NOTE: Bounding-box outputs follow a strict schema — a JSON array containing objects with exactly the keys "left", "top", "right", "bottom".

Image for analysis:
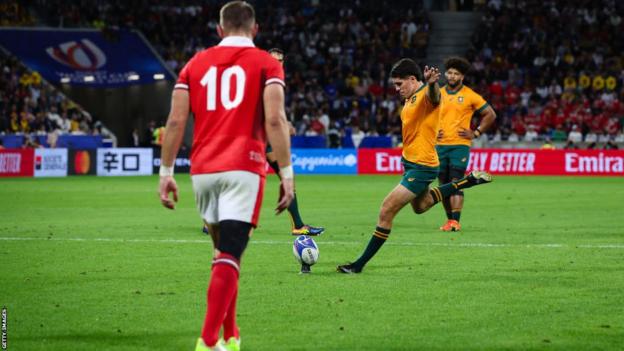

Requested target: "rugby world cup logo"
[{"left": 46, "top": 39, "right": 106, "bottom": 70}]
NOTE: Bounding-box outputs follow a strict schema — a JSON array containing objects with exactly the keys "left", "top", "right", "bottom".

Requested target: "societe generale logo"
[{"left": 46, "top": 39, "right": 106, "bottom": 70}]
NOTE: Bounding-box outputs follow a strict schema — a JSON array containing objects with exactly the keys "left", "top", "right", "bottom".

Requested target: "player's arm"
[
  {"left": 474, "top": 105, "right": 497, "bottom": 137},
  {"left": 459, "top": 105, "right": 497, "bottom": 139},
  {"left": 423, "top": 65, "right": 441, "bottom": 105},
  {"left": 158, "top": 89, "right": 190, "bottom": 210},
  {"left": 264, "top": 83, "right": 294, "bottom": 214}
]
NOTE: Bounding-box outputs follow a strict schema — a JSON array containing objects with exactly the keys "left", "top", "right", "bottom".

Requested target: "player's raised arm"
[
  {"left": 263, "top": 83, "right": 294, "bottom": 213},
  {"left": 158, "top": 89, "right": 190, "bottom": 210},
  {"left": 424, "top": 65, "right": 441, "bottom": 105}
]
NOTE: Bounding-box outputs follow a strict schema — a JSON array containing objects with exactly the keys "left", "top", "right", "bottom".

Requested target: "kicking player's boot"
[
  {"left": 291, "top": 224, "right": 325, "bottom": 236},
  {"left": 440, "top": 219, "right": 461, "bottom": 232},
  {"left": 466, "top": 170, "right": 493, "bottom": 186},
  {"left": 223, "top": 337, "right": 240, "bottom": 351},
  {"left": 195, "top": 338, "right": 226, "bottom": 351},
  {"left": 336, "top": 263, "right": 362, "bottom": 274}
]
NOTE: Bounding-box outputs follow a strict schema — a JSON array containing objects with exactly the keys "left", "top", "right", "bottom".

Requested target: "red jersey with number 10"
[{"left": 175, "top": 36, "right": 285, "bottom": 176}]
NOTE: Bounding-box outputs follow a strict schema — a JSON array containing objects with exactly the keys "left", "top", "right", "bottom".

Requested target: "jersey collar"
[
  {"left": 407, "top": 83, "right": 427, "bottom": 101},
  {"left": 445, "top": 84, "right": 463, "bottom": 95},
  {"left": 218, "top": 36, "right": 255, "bottom": 47}
]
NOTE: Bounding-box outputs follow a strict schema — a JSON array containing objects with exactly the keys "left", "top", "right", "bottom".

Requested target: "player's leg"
[
  {"left": 193, "top": 172, "right": 262, "bottom": 349},
  {"left": 267, "top": 149, "right": 324, "bottom": 236},
  {"left": 203, "top": 219, "right": 250, "bottom": 349},
  {"left": 445, "top": 146, "right": 470, "bottom": 231},
  {"left": 192, "top": 174, "right": 226, "bottom": 350},
  {"left": 436, "top": 146, "right": 453, "bottom": 219},
  {"left": 441, "top": 182, "right": 453, "bottom": 222},
  {"left": 338, "top": 160, "right": 435, "bottom": 273},
  {"left": 412, "top": 170, "right": 492, "bottom": 214},
  {"left": 337, "top": 184, "right": 416, "bottom": 273},
  {"left": 446, "top": 165, "right": 466, "bottom": 232},
  {"left": 436, "top": 146, "right": 454, "bottom": 230},
  {"left": 222, "top": 286, "right": 241, "bottom": 351},
  {"left": 199, "top": 171, "right": 263, "bottom": 349}
]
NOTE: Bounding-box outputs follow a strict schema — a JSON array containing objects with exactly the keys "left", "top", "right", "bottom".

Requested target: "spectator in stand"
[
  {"left": 524, "top": 125, "right": 538, "bottom": 142},
  {"left": 130, "top": 128, "right": 140, "bottom": 147},
  {"left": 327, "top": 121, "right": 341, "bottom": 148},
  {"left": 351, "top": 125, "right": 367, "bottom": 148},
  {"left": 508, "top": 131, "right": 519, "bottom": 143},
  {"left": 143, "top": 120, "right": 157, "bottom": 147},
  {"left": 58, "top": 112, "right": 71, "bottom": 133},
  {"left": 541, "top": 138, "right": 556, "bottom": 150},
  {"left": 598, "top": 131, "right": 611, "bottom": 145},
  {"left": 317, "top": 108, "right": 330, "bottom": 132},
  {"left": 308, "top": 115, "right": 326, "bottom": 136},
  {"left": 551, "top": 124, "right": 567, "bottom": 142},
  {"left": 566, "top": 125, "right": 583, "bottom": 149},
  {"left": 604, "top": 138, "right": 619, "bottom": 150},
  {"left": 9, "top": 112, "right": 19, "bottom": 133},
  {"left": 47, "top": 105, "right": 61, "bottom": 129},
  {"left": 585, "top": 129, "right": 598, "bottom": 149}
]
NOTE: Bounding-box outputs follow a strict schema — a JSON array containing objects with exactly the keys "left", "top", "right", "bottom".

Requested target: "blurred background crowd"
[{"left": 0, "top": 0, "right": 622, "bottom": 149}]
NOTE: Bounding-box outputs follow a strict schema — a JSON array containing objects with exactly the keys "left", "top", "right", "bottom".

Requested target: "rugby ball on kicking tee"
[{"left": 293, "top": 235, "right": 319, "bottom": 265}]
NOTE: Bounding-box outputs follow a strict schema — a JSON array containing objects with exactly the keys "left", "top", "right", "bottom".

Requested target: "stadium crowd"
[
  {"left": 0, "top": 1, "right": 34, "bottom": 27},
  {"left": 0, "top": 50, "right": 102, "bottom": 147},
  {"left": 466, "top": 0, "right": 624, "bottom": 147},
  {"left": 30, "top": 0, "right": 431, "bottom": 147},
  {"left": 2, "top": 0, "right": 623, "bottom": 148}
]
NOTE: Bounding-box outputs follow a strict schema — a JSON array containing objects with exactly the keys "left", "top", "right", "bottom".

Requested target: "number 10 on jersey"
[{"left": 200, "top": 65, "right": 246, "bottom": 111}]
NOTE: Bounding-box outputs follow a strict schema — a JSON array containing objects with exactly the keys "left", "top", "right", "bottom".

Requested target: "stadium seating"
[
  {"left": 2, "top": 1, "right": 622, "bottom": 149},
  {"left": 14, "top": 0, "right": 431, "bottom": 148},
  {"left": 465, "top": 0, "right": 624, "bottom": 146},
  {"left": 0, "top": 49, "right": 97, "bottom": 147}
]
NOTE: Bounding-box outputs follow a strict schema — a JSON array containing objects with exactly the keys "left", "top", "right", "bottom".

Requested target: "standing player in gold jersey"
[
  {"left": 338, "top": 58, "right": 493, "bottom": 274},
  {"left": 437, "top": 57, "right": 497, "bottom": 232}
]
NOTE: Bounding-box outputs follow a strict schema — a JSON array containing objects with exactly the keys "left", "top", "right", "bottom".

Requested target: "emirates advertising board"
[{"left": 357, "top": 149, "right": 624, "bottom": 176}]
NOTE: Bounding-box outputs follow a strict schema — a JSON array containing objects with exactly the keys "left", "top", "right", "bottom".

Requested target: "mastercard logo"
[{"left": 74, "top": 151, "right": 91, "bottom": 174}]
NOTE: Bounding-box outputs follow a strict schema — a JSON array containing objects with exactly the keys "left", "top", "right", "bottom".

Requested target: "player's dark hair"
[
  {"left": 268, "top": 48, "right": 284, "bottom": 62},
  {"left": 390, "top": 58, "right": 423, "bottom": 81},
  {"left": 444, "top": 57, "right": 471, "bottom": 75},
  {"left": 268, "top": 48, "right": 283, "bottom": 56},
  {"left": 220, "top": 1, "right": 255, "bottom": 31}
]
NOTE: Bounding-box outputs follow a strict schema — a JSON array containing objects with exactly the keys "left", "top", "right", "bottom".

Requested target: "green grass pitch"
[{"left": 1, "top": 174, "right": 623, "bottom": 350}]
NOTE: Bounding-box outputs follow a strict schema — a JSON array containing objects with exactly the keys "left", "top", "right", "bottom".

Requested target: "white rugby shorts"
[{"left": 191, "top": 171, "right": 266, "bottom": 227}]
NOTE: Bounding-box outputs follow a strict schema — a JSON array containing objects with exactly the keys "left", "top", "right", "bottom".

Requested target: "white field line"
[{"left": 0, "top": 236, "right": 623, "bottom": 249}]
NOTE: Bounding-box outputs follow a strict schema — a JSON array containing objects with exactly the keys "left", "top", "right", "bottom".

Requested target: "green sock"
[
  {"left": 287, "top": 193, "right": 305, "bottom": 229},
  {"left": 451, "top": 211, "right": 461, "bottom": 221},
  {"left": 269, "top": 159, "right": 305, "bottom": 229},
  {"left": 352, "top": 227, "right": 391, "bottom": 269},
  {"left": 430, "top": 176, "right": 473, "bottom": 204}
]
